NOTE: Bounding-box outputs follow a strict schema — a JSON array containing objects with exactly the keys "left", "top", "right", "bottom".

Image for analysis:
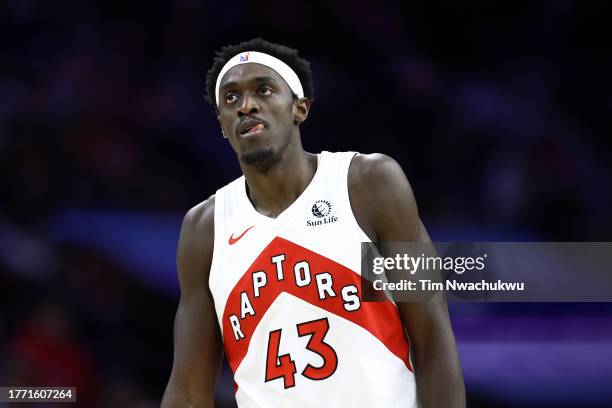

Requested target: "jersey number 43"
[{"left": 264, "top": 317, "right": 338, "bottom": 389}]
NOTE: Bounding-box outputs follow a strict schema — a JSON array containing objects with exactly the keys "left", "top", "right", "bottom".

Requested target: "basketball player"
[{"left": 161, "top": 39, "right": 465, "bottom": 407}]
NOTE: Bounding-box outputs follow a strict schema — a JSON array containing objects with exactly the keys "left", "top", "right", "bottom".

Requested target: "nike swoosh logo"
[{"left": 228, "top": 225, "right": 255, "bottom": 245}]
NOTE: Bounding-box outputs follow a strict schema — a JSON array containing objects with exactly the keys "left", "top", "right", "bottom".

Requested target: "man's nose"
[{"left": 238, "top": 94, "right": 260, "bottom": 116}]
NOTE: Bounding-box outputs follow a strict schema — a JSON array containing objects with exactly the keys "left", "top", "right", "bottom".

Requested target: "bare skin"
[
  {"left": 161, "top": 197, "right": 222, "bottom": 408},
  {"left": 161, "top": 62, "right": 465, "bottom": 407},
  {"left": 349, "top": 153, "right": 465, "bottom": 407}
]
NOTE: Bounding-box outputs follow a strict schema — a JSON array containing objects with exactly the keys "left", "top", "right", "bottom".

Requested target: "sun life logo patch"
[
  {"left": 312, "top": 200, "right": 332, "bottom": 218},
  {"left": 307, "top": 200, "right": 338, "bottom": 227}
]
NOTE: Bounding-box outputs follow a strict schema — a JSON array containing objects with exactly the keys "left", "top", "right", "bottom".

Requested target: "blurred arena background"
[{"left": 1, "top": 1, "right": 611, "bottom": 407}]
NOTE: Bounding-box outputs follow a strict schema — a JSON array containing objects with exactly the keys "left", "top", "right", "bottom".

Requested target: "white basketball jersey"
[{"left": 209, "top": 151, "right": 417, "bottom": 408}]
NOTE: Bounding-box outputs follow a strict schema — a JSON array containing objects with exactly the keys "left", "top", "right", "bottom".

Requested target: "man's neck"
[{"left": 241, "top": 147, "right": 317, "bottom": 218}]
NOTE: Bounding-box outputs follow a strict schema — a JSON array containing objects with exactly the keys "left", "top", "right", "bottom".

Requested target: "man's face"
[{"left": 217, "top": 63, "right": 302, "bottom": 167}]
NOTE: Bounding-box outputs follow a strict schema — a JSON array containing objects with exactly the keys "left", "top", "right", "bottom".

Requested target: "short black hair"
[{"left": 205, "top": 38, "right": 315, "bottom": 110}]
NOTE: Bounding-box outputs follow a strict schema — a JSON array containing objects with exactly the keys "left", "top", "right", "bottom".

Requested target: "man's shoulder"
[
  {"left": 176, "top": 195, "right": 216, "bottom": 291},
  {"left": 182, "top": 194, "right": 216, "bottom": 235},
  {"left": 347, "top": 153, "right": 411, "bottom": 241},
  {"left": 348, "top": 152, "right": 406, "bottom": 189}
]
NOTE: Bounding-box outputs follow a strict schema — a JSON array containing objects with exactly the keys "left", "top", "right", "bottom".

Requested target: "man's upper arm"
[
  {"left": 349, "top": 153, "right": 465, "bottom": 407},
  {"left": 162, "top": 196, "right": 223, "bottom": 408},
  {"left": 348, "top": 153, "right": 449, "bottom": 329}
]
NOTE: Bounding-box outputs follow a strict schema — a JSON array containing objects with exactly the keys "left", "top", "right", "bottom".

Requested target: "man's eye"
[
  {"left": 258, "top": 87, "right": 272, "bottom": 96},
  {"left": 225, "top": 94, "right": 238, "bottom": 103}
]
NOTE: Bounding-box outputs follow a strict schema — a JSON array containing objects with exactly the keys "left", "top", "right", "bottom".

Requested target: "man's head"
[{"left": 205, "top": 39, "right": 315, "bottom": 169}]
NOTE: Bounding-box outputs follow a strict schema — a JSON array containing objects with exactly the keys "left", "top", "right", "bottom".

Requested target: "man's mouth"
[
  {"left": 238, "top": 118, "right": 266, "bottom": 137},
  {"left": 240, "top": 123, "right": 264, "bottom": 136}
]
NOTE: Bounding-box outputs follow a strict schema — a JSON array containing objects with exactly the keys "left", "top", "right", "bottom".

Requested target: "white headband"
[{"left": 214, "top": 51, "right": 304, "bottom": 106}]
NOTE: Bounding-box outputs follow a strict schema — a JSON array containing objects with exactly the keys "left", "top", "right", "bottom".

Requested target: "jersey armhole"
[
  {"left": 341, "top": 152, "right": 401, "bottom": 305},
  {"left": 208, "top": 188, "right": 225, "bottom": 331},
  {"left": 340, "top": 152, "right": 374, "bottom": 244}
]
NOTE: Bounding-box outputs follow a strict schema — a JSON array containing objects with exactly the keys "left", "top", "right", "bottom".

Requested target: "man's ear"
[
  {"left": 217, "top": 116, "right": 228, "bottom": 139},
  {"left": 293, "top": 97, "right": 310, "bottom": 125}
]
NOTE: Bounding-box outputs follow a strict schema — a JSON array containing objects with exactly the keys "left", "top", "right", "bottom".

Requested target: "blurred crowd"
[{"left": 1, "top": 0, "right": 610, "bottom": 406}]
